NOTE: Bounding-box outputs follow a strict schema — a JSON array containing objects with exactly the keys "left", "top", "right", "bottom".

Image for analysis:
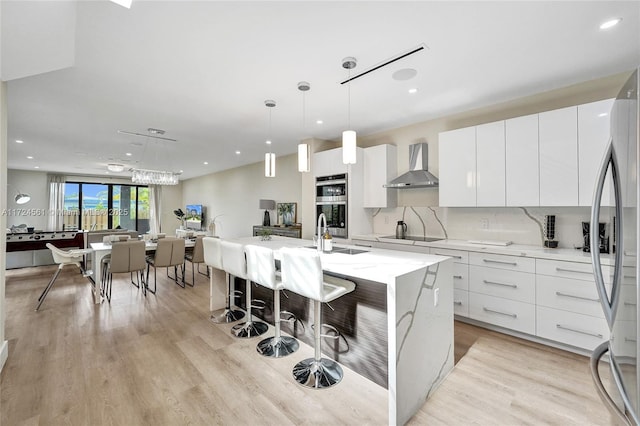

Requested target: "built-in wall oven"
[{"left": 315, "top": 173, "right": 347, "bottom": 238}]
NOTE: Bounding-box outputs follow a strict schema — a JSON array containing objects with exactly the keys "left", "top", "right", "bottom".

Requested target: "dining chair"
[
  {"left": 146, "top": 237, "right": 185, "bottom": 293},
  {"left": 102, "top": 240, "right": 146, "bottom": 302},
  {"left": 36, "top": 243, "right": 94, "bottom": 311},
  {"left": 184, "top": 235, "right": 208, "bottom": 287}
]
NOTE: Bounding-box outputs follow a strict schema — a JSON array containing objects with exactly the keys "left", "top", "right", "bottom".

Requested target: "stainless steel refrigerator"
[{"left": 590, "top": 68, "right": 640, "bottom": 425}]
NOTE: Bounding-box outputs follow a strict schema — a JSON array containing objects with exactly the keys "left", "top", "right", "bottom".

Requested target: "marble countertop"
[
  {"left": 351, "top": 234, "right": 614, "bottom": 265},
  {"left": 229, "top": 236, "right": 450, "bottom": 284}
]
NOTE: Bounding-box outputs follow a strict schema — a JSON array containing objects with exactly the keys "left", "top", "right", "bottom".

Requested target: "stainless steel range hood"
[{"left": 384, "top": 142, "right": 439, "bottom": 188}]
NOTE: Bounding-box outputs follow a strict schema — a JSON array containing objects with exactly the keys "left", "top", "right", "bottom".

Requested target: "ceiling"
[{"left": 3, "top": 1, "right": 640, "bottom": 181}]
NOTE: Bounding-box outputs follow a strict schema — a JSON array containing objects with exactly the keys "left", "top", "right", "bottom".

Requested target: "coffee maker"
[{"left": 582, "top": 221, "right": 609, "bottom": 254}]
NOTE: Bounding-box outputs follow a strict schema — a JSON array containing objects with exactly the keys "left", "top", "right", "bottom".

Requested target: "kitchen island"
[{"left": 208, "top": 236, "right": 453, "bottom": 426}]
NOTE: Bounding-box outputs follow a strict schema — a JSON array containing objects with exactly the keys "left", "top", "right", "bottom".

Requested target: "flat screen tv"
[{"left": 185, "top": 204, "right": 204, "bottom": 230}]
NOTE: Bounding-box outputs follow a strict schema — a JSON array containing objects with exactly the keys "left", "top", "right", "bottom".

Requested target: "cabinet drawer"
[
  {"left": 469, "top": 293, "right": 535, "bottom": 335},
  {"left": 469, "top": 265, "right": 535, "bottom": 303},
  {"left": 611, "top": 320, "right": 636, "bottom": 359},
  {"left": 536, "top": 258, "right": 610, "bottom": 282},
  {"left": 617, "top": 284, "right": 637, "bottom": 321},
  {"left": 453, "top": 263, "right": 469, "bottom": 290},
  {"left": 536, "top": 274, "right": 604, "bottom": 318},
  {"left": 469, "top": 252, "right": 535, "bottom": 273},
  {"left": 430, "top": 248, "right": 468, "bottom": 264},
  {"left": 453, "top": 289, "right": 469, "bottom": 317},
  {"left": 536, "top": 306, "right": 609, "bottom": 351}
]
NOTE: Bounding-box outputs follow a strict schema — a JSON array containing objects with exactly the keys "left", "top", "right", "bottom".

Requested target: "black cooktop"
[{"left": 382, "top": 235, "right": 443, "bottom": 242}]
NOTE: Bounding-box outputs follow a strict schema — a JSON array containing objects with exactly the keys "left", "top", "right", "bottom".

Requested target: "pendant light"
[
  {"left": 342, "top": 57, "right": 357, "bottom": 165},
  {"left": 297, "top": 81, "right": 311, "bottom": 172},
  {"left": 264, "top": 100, "right": 276, "bottom": 177}
]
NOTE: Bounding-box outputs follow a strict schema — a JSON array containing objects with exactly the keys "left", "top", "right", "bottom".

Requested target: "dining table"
[{"left": 90, "top": 238, "right": 195, "bottom": 303}]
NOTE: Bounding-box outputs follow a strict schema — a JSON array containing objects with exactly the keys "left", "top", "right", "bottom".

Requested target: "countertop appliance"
[
  {"left": 395, "top": 221, "right": 407, "bottom": 239},
  {"left": 590, "top": 68, "right": 639, "bottom": 425}
]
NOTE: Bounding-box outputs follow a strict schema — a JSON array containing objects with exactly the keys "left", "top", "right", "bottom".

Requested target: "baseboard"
[{"left": 0, "top": 340, "right": 8, "bottom": 373}]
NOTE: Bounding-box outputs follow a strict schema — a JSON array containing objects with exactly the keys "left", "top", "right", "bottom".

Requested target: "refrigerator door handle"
[
  {"left": 590, "top": 342, "right": 632, "bottom": 425},
  {"left": 590, "top": 139, "right": 624, "bottom": 327}
]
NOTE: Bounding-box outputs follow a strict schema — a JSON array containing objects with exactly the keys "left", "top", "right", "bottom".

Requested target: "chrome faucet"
[{"left": 317, "top": 213, "right": 327, "bottom": 252}]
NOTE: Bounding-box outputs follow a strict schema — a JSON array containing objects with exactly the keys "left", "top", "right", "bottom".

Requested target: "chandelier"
[{"left": 131, "top": 168, "right": 180, "bottom": 185}]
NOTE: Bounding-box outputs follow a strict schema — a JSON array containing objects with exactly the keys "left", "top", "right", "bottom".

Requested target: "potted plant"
[{"left": 173, "top": 208, "right": 185, "bottom": 229}]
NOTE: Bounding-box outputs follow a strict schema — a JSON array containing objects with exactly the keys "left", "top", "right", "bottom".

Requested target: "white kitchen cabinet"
[
  {"left": 363, "top": 144, "right": 397, "bottom": 208},
  {"left": 578, "top": 99, "right": 614, "bottom": 206},
  {"left": 539, "top": 106, "right": 578, "bottom": 206},
  {"left": 476, "top": 121, "right": 506, "bottom": 206},
  {"left": 438, "top": 126, "right": 476, "bottom": 207},
  {"left": 476, "top": 121, "right": 505, "bottom": 207},
  {"left": 313, "top": 148, "right": 347, "bottom": 177},
  {"left": 505, "top": 114, "right": 539, "bottom": 206}
]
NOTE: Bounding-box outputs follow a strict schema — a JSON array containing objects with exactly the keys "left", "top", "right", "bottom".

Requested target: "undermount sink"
[{"left": 301, "top": 245, "right": 369, "bottom": 255}]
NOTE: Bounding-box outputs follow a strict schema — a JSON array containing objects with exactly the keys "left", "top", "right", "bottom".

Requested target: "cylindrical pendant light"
[
  {"left": 297, "top": 81, "right": 311, "bottom": 172},
  {"left": 342, "top": 57, "right": 357, "bottom": 165},
  {"left": 264, "top": 100, "right": 276, "bottom": 177},
  {"left": 265, "top": 152, "right": 276, "bottom": 177}
]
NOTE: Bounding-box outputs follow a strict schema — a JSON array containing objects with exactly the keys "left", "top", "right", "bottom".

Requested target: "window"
[{"left": 63, "top": 182, "right": 149, "bottom": 231}]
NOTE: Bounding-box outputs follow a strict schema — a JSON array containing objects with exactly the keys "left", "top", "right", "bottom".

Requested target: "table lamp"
[{"left": 259, "top": 199, "right": 275, "bottom": 226}]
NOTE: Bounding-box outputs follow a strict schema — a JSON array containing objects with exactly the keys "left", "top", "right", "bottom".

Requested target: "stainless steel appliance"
[
  {"left": 395, "top": 221, "right": 407, "bottom": 239},
  {"left": 590, "top": 68, "right": 639, "bottom": 425},
  {"left": 315, "top": 174, "right": 347, "bottom": 238},
  {"left": 383, "top": 143, "right": 439, "bottom": 188}
]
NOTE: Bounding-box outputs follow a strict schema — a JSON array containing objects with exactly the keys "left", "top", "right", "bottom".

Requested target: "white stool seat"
[
  {"left": 221, "top": 240, "right": 268, "bottom": 338},
  {"left": 203, "top": 237, "right": 244, "bottom": 323},
  {"left": 280, "top": 247, "right": 355, "bottom": 389},
  {"left": 245, "top": 244, "right": 299, "bottom": 357}
]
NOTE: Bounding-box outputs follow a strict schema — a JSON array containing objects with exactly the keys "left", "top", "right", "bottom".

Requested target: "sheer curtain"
[
  {"left": 149, "top": 185, "right": 162, "bottom": 234},
  {"left": 47, "top": 174, "right": 65, "bottom": 231}
]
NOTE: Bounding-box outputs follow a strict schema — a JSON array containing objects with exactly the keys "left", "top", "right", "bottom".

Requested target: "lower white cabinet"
[
  {"left": 469, "top": 265, "right": 535, "bottom": 303},
  {"left": 469, "top": 293, "right": 536, "bottom": 335},
  {"left": 536, "top": 306, "right": 609, "bottom": 351},
  {"left": 453, "top": 289, "right": 469, "bottom": 317}
]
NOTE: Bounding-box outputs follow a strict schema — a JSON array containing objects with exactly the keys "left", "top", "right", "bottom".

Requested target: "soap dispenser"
[{"left": 323, "top": 229, "right": 333, "bottom": 252}]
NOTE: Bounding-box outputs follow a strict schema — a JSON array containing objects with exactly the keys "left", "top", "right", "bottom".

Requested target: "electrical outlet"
[
  {"left": 434, "top": 288, "right": 439, "bottom": 307},
  {"left": 480, "top": 218, "right": 489, "bottom": 229}
]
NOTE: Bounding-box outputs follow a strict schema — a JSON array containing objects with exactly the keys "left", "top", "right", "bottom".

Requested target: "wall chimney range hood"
[{"left": 384, "top": 142, "right": 439, "bottom": 188}]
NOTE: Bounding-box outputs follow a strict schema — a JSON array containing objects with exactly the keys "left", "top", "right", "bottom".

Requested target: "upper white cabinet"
[
  {"left": 506, "top": 114, "right": 539, "bottom": 206},
  {"left": 313, "top": 148, "right": 347, "bottom": 177},
  {"left": 539, "top": 106, "right": 578, "bottom": 206},
  {"left": 476, "top": 121, "right": 506, "bottom": 206},
  {"left": 439, "top": 126, "right": 476, "bottom": 207},
  {"left": 363, "top": 144, "right": 397, "bottom": 208},
  {"left": 578, "top": 99, "right": 614, "bottom": 206}
]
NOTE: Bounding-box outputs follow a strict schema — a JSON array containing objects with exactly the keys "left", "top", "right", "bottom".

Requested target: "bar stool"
[
  {"left": 220, "top": 240, "right": 268, "bottom": 338},
  {"left": 245, "top": 244, "right": 299, "bottom": 357},
  {"left": 280, "top": 247, "right": 355, "bottom": 389},
  {"left": 203, "top": 237, "right": 244, "bottom": 323}
]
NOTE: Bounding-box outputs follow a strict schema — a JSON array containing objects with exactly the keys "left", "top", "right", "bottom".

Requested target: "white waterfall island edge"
[{"left": 208, "top": 236, "right": 455, "bottom": 425}]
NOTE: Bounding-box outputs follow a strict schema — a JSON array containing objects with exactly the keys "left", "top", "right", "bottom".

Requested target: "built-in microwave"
[{"left": 315, "top": 174, "right": 347, "bottom": 238}]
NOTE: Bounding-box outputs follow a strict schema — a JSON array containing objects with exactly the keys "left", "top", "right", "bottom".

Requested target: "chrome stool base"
[
  {"left": 257, "top": 336, "right": 299, "bottom": 358},
  {"left": 231, "top": 320, "right": 268, "bottom": 338},
  {"left": 292, "top": 358, "right": 343, "bottom": 389},
  {"left": 210, "top": 308, "right": 245, "bottom": 324}
]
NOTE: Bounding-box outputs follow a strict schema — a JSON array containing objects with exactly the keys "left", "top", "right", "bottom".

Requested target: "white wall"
[
  {"left": 1, "top": 80, "right": 8, "bottom": 372},
  {"left": 182, "top": 153, "right": 302, "bottom": 239}
]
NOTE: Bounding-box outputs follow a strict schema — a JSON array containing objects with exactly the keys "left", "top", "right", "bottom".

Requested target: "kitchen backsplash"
[{"left": 370, "top": 206, "right": 614, "bottom": 250}]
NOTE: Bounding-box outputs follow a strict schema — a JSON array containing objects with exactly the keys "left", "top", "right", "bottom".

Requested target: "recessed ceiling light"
[
  {"left": 408, "top": 88, "right": 418, "bottom": 94},
  {"left": 15, "top": 140, "right": 23, "bottom": 144},
  {"left": 179, "top": 169, "right": 184, "bottom": 173},
  {"left": 126, "top": 152, "right": 132, "bottom": 156},
  {"left": 600, "top": 18, "right": 622, "bottom": 30},
  {"left": 204, "top": 161, "right": 209, "bottom": 165},
  {"left": 316, "top": 120, "right": 323, "bottom": 125},
  {"left": 235, "top": 151, "right": 241, "bottom": 155},
  {"left": 26, "top": 156, "right": 33, "bottom": 159},
  {"left": 34, "top": 166, "right": 39, "bottom": 169},
  {"left": 266, "top": 140, "right": 272, "bottom": 145},
  {"left": 598, "top": 112, "right": 608, "bottom": 117}
]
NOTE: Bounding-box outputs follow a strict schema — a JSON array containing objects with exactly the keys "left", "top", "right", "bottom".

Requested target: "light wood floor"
[{"left": 1, "top": 264, "right": 619, "bottom": 425}]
